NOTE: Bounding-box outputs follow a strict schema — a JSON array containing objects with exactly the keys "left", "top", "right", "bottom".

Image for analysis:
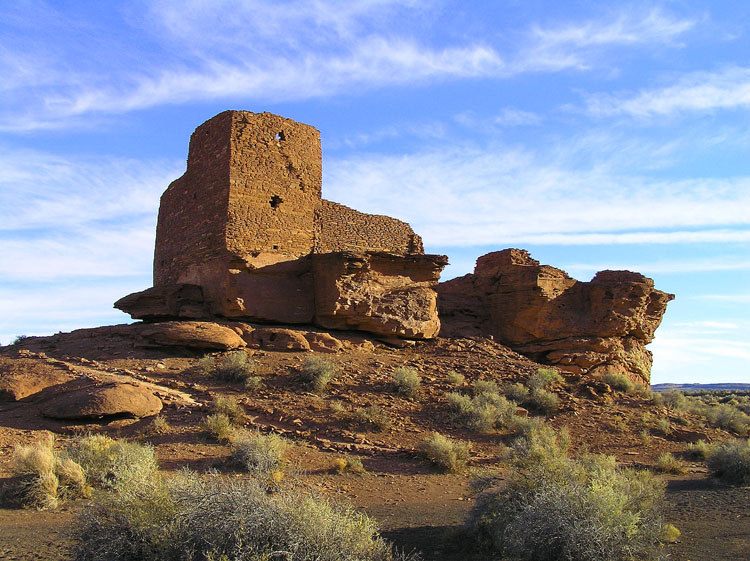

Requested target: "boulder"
[
  {"left": 0, "top": 358, "right": 75, "bottom": 401},
  {"left": 438, "top": 249, "right": 673, "bottom": 385},
  {"left": 42, "top": 383, "right": 163, "bottom": 420},
  {"left": 303, "top": 332, "right": 344, "bottom": 353},
  {"left": 138, "top": 321, "right": 246, "bottom": 350},
  {"left": 313, "top": 252, "right": 448, "bottom": 339},
  {"left": 114, "top": 284, "right": 208, "bottom": 320},
  {"left": 251, "top": 328, "right": 311, "bottom": 351}
]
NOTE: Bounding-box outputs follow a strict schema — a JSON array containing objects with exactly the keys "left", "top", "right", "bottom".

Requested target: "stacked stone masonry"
[{"left": 118, "top": 110, "right": 446, "bottom": 339}]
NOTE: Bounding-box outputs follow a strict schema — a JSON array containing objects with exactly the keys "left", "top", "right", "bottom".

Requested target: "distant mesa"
[{"left": 116, "top": 111, "right": 673, "bottom": 383}]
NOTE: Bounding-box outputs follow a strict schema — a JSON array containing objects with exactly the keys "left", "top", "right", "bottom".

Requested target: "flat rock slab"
[
  {"left": 138, "top": 321, "right": 246, "bottom": 350},
  {"left": 0, "top": 358, "right": 76, "bottom": 401},
  {"left": 42, "top": 383, "right": 163, "bottom": 420}
]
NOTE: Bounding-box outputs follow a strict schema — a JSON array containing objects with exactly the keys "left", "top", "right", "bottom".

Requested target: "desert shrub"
[
  {"left": 211, "top": 395, "right": 245, "bottom": 425},
  {"left": 8, "top": 435, "right": 61, "bottom": 510},
  {"left": 332, "top": 457, "right": 367, "bottom": 475},
  {"left": 705, "top": 404, "right": 750, "bottom": 434},
  {"left": 655, "top": 452, "right": 686, "bottom": 474},
  {"left": 300, "top": 356, "right": 339, "bottom": 393},
  {"left": 527, "top": 388, "right": 560, "bottom": 414},
  {"left": 661, "top": 389, "right": 687, "bottom": 411},
  {"left": 527, "top": 368, "right": 562, "bottom": 391},
  {"left": 467, "top": 424, "right": 666, "bottom": 561},
  {"left": 652, "top": 417, "right": 672, "bottom": 435},
  {"left": 74, "top": 471, "right": 411, "bottom": 561},
  {"left": 12, "top": 334, "right": 29, "bottom": 345},
  {"left": 685, "top": 439, "right": 716, "bottom": 460},
  {"left": 67, "top": 434, "right": 159, "bottom": 491},
  {"left": 650, "top": 391, "right": 664, "bottom": 406},
  {"left": 243, "top": 375, "right": 264, "bottom": 392},
  {"left": 707, "top": 438, "right": 750, "bottom": 485},
  {"left": 354, "top": 405, "right": 392, "bottom": 431},
  {"left": 602, "top": 372, "right": 634, "bottom": 393},
  {"left": 392, "top": 367, "right": 421, "bottom": 399},
  {"left": 419, "top": 432, "right": 470, "bottom": 473},
  {"left": 446, "top": 386, "right": 517, "bottom": 433},
  {"left": 639, "top": 429, "right": 652, "bottom": 446},
  {"left": 446, "top": 371, "right": 465, "bottom": 386},
  {"left": 232, "top": 431, "right": 289, "bottom": 474},
  {"left": 202, "top": 413, "right": 235, "bottom": 443},
  {"left": 504, "top": 382, "right": 530, "bottom": 404},
  {"left": 207, "top": 350, "right": 257, "bottom": 383},
  {"left": 661, "top": 523, "right": 681, "bottom": 543},
  {"left": 143, "top": 415, "right": 170, "bottom": 437}
]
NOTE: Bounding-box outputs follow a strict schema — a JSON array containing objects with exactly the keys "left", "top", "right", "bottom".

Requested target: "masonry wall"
[
  {"left": 154, "top": 112, "right": 233, "bottom": 285},
  {"left": 314, "top": 200, "right": 424, "bottom": 255},
  {"left": 226, "top": 111, "right": 322, "bottom": 258}
]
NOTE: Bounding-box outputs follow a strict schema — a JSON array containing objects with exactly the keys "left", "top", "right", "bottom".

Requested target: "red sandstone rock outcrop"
[
  {"left": 42, "top": 383, "right": 163, "bottom": 420},
  {"left": 116, "top": 111, "right": 446, "bottom": 338},
  {"left": 438, "top": 249, "right": 674, "bottom": 384}
]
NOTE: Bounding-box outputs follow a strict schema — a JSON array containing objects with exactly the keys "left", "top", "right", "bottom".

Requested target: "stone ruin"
[
  {"left": 116, "top": 111, "right": 673, "bottom": 383},
  {"left": 438, "top": 249, "right": 674, "bottom": 385},
  {"left": 116, "top": 111, "right": 448, "bottom": 339}
]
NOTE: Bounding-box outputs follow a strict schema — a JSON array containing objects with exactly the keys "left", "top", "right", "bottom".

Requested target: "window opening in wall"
[
  {"left": 275, "top": 131, "right": 285, "bottom": 141},
  {"left": 270, "top": 195, "right": 283, "bottom": 209},
  {"left": 272, "top": 245, "right": 278, "bottom": 250},
  {"left": 193, "top": 193, "right": 197, "bottom": 199}
]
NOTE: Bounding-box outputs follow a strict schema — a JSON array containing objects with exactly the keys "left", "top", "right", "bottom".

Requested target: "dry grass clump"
[
  {"left": 200, "top": 350, "right": 257, "bottom": 383},
  {"left": 602, "top": 372, "right": 634, "bottom": 393},
  {"left": 467, "top": 421, "right": 666, "bottom": 561},
  {"left": 67, "top": 434, "right": 159, "bottom": 491},
  {"left": 392, "top": 366, "right": 421, "bottom": 399},
  {"left": 243, "top": 375, "right": 264, "bottom": 392},
  {"left": 300, "top": 356, "right": 339, "bottom": 394},
  {"left": 353, "top": 405, "right": 392, "bottom": 431},
  {"left": 446, "top": 370, "right": 465, "bottom": 386},
  {"left": 231, "top": 430, "right": 289, "bottom": 474},
  {"left": 332, "top": 457, "right": 367, "bottom": 475},
  {"left": 6, "top": 434, "right": 65, "bottom": 510},
  {"left": 685, "top": 439, "right": 716, "bottom": 460},
  {"left": 212, "top": 395, "right": 246, "bottom": 424},
  {"left": 419, "top": 432, "right": 470, "bottom": 473},
  {"left": 202, "top": 413, "right": 235, "bottom": 443},
  {"left": 655, "top": 452, "right": 687, "bottom": 474},
  {"left": 527, "top": 368, "right": 563, "bottom": 391},
  {"left": 504, "top": 382, "right": 530, "bottom": 403},
  {"left": 74, "top": 471, "right": 413, "bottom": 561},
  {"left": 707, "top": 438, "right": 750, "bottom": 485}
]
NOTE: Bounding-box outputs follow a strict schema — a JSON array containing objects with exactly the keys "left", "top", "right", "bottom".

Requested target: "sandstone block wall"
[{"left": 315, "top": 200, "right": 424, "bottom": 255}]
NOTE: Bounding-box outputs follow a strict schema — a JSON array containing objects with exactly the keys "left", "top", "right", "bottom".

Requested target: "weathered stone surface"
[
  {"left": 313, "top": 252, "right": 448, "bottom": 339},
  {"left": 438, "top": 249, "right": 673, "bottom": 384},
  {"left": 42, "top": 383, "right": 163, "bottom": 420},
  {"left": 251, "top": 328, "right": 311, "bottom": 351},
  {"left": 138, "top": 321, "right": 247, "bottom": 350},
  {"left": 116, "top": 111, "right": 446, "bottom": 339},
  {"left": 0, "top": 359, "right": 75, "bottom": 401},
  {"left": 303, "top": 331, "right": 344, "bottom": 353},
  {"left": 114, "top": 284, "right": 208, "bottom": 320}
]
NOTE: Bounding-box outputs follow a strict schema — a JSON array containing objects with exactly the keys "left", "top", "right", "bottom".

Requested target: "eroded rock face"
[
  {"left": 313, "top": 252, "right": 448, "bottom": 339},
  {"left": 115, "top": 111, "right": 447, "bottom": 339},
  {"left": 138, "top": 321, "right": 247, "bottom": 350},
  {"left": 438, "top": 249, "right": 674, "bottom": 384}
]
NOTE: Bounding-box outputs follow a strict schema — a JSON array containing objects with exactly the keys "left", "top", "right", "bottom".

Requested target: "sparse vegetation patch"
[
  {"left": 392, "top": 366, "right": 421, "bottom": 399},
  {"left": 707, "top": 438, "right": 750, "bottom": 485},
  {"left": 300, "top": 356, "right": 339, "bottom": 394},
  {"left": 419, "top": 431, "right": 470, "bottom": 472}
]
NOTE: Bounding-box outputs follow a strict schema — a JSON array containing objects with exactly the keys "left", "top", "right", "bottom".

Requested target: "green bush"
[
  {"left": 300, "top": 356, "right": 339, "bottom": 394},
  {"left": 232, "top": 430, "right": 289, "bottom": 474},
  {"left": 602, "top": 372, "right": 634, "bottom": 393},
  {"left": 392, "top": 367, "right": 421, "bottom": 399},
  {"left": 655, "top": 452, "right": 686, "bottom": 474},
  {"left": 527, "top": 388, "right": 560, "bottom": 414},
  {"left": 504, "top": 382, "right": 530, "bottom": 404},
  {"left": 527, "top": 368, "right": 562, "bottom": 391},
  {"left": 467, "top": 423, "right": 666, "bottom": 561},
  {"left": 707, "top": 438, "right": 750, "bottom": 485},
  {"left": 419, "top": 432, "right": 470, "bottom": 473},
  {"left": 661, "top": 389, "right": 687, "bottom": 411},
  {"left": 446, "top": 385, "right": 517, "bottom": 433},
  {"left": 74, "top": 471, "right": 412, "bottom": 561}
]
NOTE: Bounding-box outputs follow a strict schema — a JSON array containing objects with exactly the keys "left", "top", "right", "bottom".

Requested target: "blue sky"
[{"left": 1, "top": 1, "right": 749, "bottom": 384}]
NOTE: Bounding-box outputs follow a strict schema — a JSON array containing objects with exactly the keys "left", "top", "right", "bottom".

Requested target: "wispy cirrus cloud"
[
  {"left": 0, "top": 3, "right": 696, "bottom": 131},
  {"left": 585, "top": 66, "right": 750, "bottom": 118}
]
